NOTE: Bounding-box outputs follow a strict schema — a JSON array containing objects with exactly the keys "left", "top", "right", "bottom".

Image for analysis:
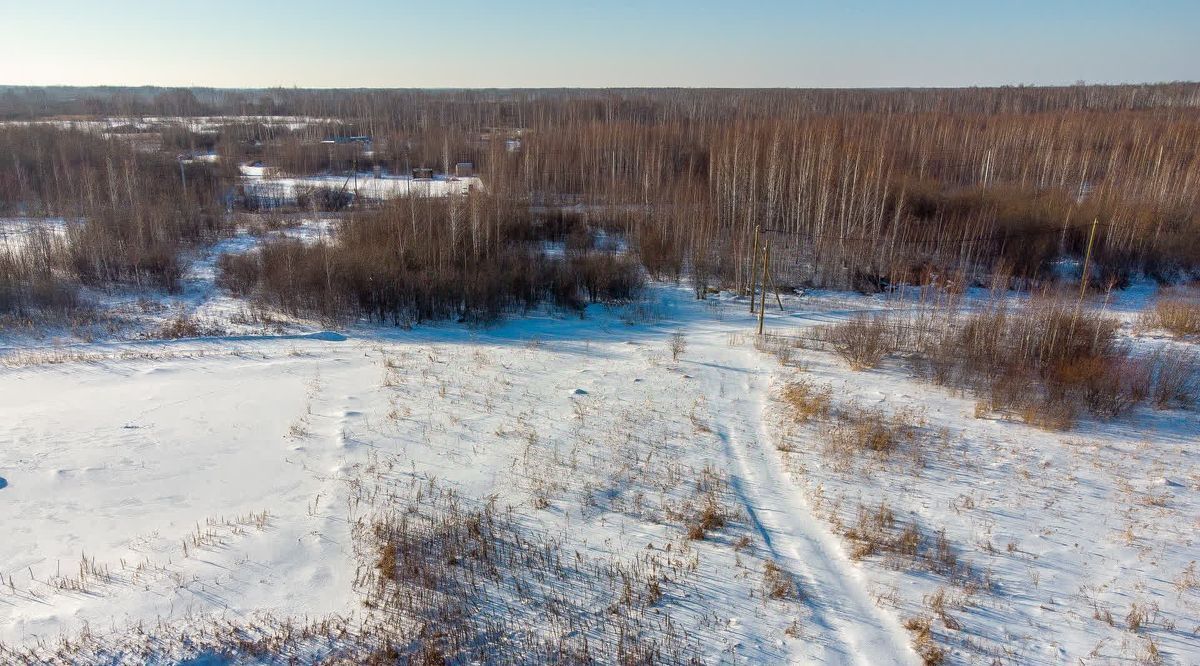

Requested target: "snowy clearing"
[
  {"left": 1, "top": 286, "right": 1197, "bottom": 664},
  {"left": 0, "top": 218, "right": 73, "bottom": 253}
]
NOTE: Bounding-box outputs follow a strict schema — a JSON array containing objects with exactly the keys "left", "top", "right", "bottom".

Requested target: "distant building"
[
  {"left": 239, "top": 161, "right": 281, "bottom": 178},
  {"left": 454, "top": 162, "right": 475, "bottom": 177},
  {"left": 411, "top": 167, "right": 434, "bottom": 180},
  {"left": 320, "top": 136, "right": 372, "bottom": 145}
]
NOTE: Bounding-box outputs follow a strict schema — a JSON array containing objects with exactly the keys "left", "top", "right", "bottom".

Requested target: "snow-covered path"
[{"left": 686, "top": 319, "right": 918, "bottom": 665}]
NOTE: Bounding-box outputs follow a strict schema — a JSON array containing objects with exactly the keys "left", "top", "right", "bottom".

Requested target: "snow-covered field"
[
  {"left": 0, "top": 116, "right": 337, "bottom": 134},
  {"left": 0, "top": 218, "right": 73, "bottom": 254},
  {"left": 1, "top": 280, "right": 1198, "bottom": 663}
]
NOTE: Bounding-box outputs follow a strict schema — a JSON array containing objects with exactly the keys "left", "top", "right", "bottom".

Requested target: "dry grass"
[
  {"left": 826, "top": 403, "right": 924, "bottom": 461},
  {"left": 153, "top": 314, "right": 226, "bottom": 340},
  {"left": 1139, "top": 294, "right": 1200, "bottom": 338},
  {"left": 779, "top": 380, "right": 832, "bottom": 422},
  {"left": 353, "top": 476, "right": 705, "bottom": 663},
  {"left": 903, "top": 616, "right": 948, "bottom": 666},
  {"left": 684, "top": 468, "right": 732, "bottom": 541},
  {"left": 762, "top": 560, "right": 793, "bottom": 600},
  {"left": 837, "top": 502, "right": 970, "bottom": 585},
  {"left": 755, "top": 332, "right": 803, "bottom": 367}
]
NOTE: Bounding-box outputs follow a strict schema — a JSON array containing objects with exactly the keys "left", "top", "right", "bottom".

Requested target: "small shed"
[{"left": 411, "top": 167, "right": 434, "bottom": 180}]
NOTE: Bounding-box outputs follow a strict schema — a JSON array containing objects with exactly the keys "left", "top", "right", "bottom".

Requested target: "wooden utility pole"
[
  {"left": 1079, "top": 218, "right": 1099, "bottom": 301},
  {"left": 767, "top": 262, "right": 784, "bottom": 311},
  {"left": 749, "top": 225, "right": 760, "bottom": 313},
  {"left": 753, "top": 242, "right": 772, "bottom": 336},
  {"left": 1069, "top": 217, "right": 1101, "bottom": 340}
]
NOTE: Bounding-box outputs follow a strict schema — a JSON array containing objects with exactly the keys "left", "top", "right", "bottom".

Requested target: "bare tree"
[{"left": 669, "top": 331, "right": 687, "bottom": 362}]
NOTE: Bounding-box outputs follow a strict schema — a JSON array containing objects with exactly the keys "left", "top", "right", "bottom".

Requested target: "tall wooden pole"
[
  {"left": 1079, "top": 218, "right": 1099, "bottom": 301},
  {"left": 767, "top": 260, "right": 784, "bottom": 310},
  {"left": 758, "top": 242, "right": 770, "bottom": 335},
  {"left": 1069, "top": 218, "right": 1101, "bottom": 342},
  {"left": 749, "top": 225, "right": 760, "bottom": 313}
]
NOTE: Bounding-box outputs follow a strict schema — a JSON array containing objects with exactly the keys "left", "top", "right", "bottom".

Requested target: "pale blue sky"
[{"left": 1, "top": 1, "right": 1196, "bottom": 87}]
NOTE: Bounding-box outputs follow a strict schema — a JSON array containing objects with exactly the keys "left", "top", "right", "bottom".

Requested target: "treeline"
[
  {"left": 218, "top": 195, "right": 642, "bottom": 324},
  {"left": 1, "top": 125, "right": 231, "bottom": 312},
  {"left": 4, "top": 84, "right": 1199, "bottom": 121},
  {"left": 3, "top": 84, "right": 1200, "bottom": 324},
  {"left": 201, "top": 85, "right": 1200, "bottom": 290}
]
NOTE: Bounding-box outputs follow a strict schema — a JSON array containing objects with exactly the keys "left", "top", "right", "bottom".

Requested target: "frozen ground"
[{"left": 0, "top": 283, "right": 1197, "bottom": 664}]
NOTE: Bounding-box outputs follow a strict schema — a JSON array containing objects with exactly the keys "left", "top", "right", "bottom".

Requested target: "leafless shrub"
[
  {"left": 818, "top": 314, "right": 897, "bottom": 370},
  {"left": 215, "top": 251, "right": 260, "bottom": 297},
  {"left": 294, "top": 184, "right": 353, "bottom": 211},
  {"left": 669, "top": 330, "right": 687, "bottom": 361},
  {"left": 221, "top": 197, "right": 643, "bottom": 325},
  {"left": 0, "top": 231, "right": 81, "bottom": 323},
  {"left": 1149, "top": 348, "right": 1199, "bottom": 409},
  {"left": 1140, "top": 294, "right": 1200, "bottom": 338},
  {"left": 907, "top": 294, "right": 1182, "bottom": 428},
  {"left": 1018, "top": 397, "right": 1078, "bottom": 431}
]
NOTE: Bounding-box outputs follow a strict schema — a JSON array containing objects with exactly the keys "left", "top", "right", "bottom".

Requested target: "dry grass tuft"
[
  {"left": 762, "top": 560, "right": 793, "bottom": 600},
  {"left": 153, "top": 314, "right": 225, "bottom": 339},
  {"left": 826, "top": 404, "right": 923, "bottom": 460},
  {"left": 903, "top": 616, "right": 947, "bottom": 665},
  {"left": 780, "top": 380, "right": 832, "bottom": 422}
]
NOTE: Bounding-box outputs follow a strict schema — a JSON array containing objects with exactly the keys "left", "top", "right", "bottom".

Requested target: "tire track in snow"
[{"left": 698, "top": 329, "right": 918, "bottom": 666}]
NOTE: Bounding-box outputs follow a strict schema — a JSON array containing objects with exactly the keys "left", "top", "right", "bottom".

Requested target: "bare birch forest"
[{"left": 2, "top": 84, "right": 1199, "bottom": 323}]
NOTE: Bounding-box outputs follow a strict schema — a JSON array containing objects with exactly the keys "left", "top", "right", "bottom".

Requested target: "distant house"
[
  {"left": 411, "top": 167, "right": 434, "bottom": 180},
  {"left": 477, "top": 127, "right": 526, "bottom": 153},
  {"left": 320, "top": 135, "right": 372, "bottom": 146},
  {"left": 239, "top": 161, "right": 281, "bottom": 178},
  {"left": 454, "top": 162, "right": 475, "bottom": 177}
]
